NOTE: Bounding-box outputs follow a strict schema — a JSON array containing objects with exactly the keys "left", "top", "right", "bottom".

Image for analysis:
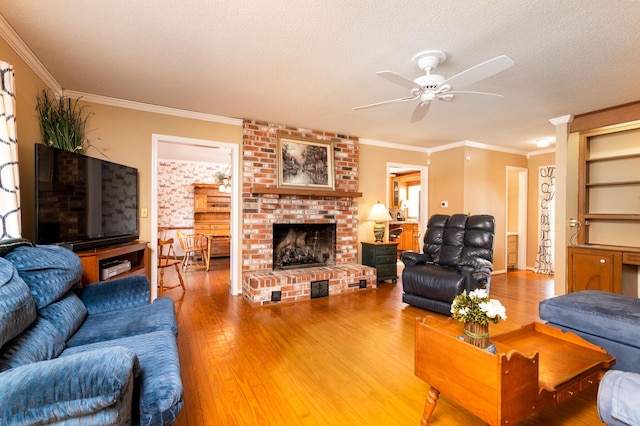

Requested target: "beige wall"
[
  {"left": 357, "top": 143, "right": 429, "bottom": 249},
  {"left": 526, "top": 152, "right": 555, "bottom": 268},
  {"left": 464, "top": 147, "right": 527, "bottom": 272},
  {"left": 428, "top": 147, "right": 464, "bottom": 215},
  {"left": 2, "top": 36, "right": 242, "bottom": 243}
]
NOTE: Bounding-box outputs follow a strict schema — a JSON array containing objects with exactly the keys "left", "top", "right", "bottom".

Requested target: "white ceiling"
[{"left": 1, "top": 1, "right": 639, "bottom": 153}]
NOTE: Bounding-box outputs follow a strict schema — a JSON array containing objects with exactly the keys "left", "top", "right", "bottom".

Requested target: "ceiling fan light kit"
[{"left": 353, "top": 49, "right": 514, "bottom": 122}]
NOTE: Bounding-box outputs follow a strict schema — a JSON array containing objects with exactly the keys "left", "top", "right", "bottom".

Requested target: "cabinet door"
[
  {"left": 194, "top": 193, "right": 207, "bottom": 211},
  {"left": 569, "top": 247, "right": 622, "bottom": 293}
]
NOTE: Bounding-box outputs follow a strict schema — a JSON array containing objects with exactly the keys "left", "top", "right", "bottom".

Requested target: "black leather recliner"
[{"left": 400, "top": 214, "right": 495, "bottom": 315}]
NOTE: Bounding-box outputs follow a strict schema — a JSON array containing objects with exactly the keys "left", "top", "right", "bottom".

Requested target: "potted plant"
[
  {"left": 451, "top": 289, "right": 507, "bottom": 349},
  {"left": 35, "top": 89, "right": 94, "bottom": 153}
]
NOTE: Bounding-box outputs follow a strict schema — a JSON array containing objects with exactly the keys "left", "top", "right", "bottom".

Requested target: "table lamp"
[{"left": 367, "top": 202, "right": 393, "bottom": 242}]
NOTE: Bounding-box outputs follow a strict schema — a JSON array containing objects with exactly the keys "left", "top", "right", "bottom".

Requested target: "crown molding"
[
  {"left": 430, "top": 139, "right": 530, "bottom": 156},
  {"left": 358, "top": 138, "right": 431, "bottom": 153},
  {"left": 63, "top": 90, "right": 242, "bottom": 126},
  {"left": 549, "top": 115, "right": 574, "bottom": 125},
  {"left": 0, "top": 14, "right": 61, "bottom": 92}
]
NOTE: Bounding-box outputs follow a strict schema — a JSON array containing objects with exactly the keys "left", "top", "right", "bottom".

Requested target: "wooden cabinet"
[
  {"left": 77, "top": 241, "right": 149, "bottom": 286},
  {"left": 361, "top": 242, "right": 398, "bottom": 283},
  {"left": 507, "top": 234, "right": 518, "bottom": 269},
  {"left": 568, "top": 246, "right": 622, "bottom": 293},
  {"left": 568, "top": 245, "right": 640, "bottom": 296},
  {"left": 193, "top": 184, "right": 231, "bottom": 257},
  {"left": 394, "top": 222, "right": 419, "bottom": 252}
]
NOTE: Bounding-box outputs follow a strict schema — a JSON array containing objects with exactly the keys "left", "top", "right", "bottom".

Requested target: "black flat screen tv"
[{"left": 35, "top": 143, "right": 139, "bottom": 252}]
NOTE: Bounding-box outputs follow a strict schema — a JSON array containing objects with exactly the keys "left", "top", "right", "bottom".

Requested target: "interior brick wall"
[{"left": 242, "top": 119, "right": 360, "bottom": 273}]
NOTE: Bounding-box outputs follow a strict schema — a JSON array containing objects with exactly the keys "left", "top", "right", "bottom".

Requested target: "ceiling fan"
[{"left": 353, "top": 50, "right": 514, "bottom": 122}]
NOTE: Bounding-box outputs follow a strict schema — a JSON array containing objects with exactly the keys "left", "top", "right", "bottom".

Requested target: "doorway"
[
  {"left": 506, "top": 167, "right": 527, "bottom": 271},
  {"left": 150, "top": 134, "right": 241, "bottom": 299},
  {"left": 387, "top": 162, "right": 429, "bottom": 252}
]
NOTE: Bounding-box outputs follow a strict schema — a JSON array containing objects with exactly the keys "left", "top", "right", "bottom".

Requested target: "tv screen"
[{"left": 35, "top": 144, "right": 139, "bottom": 251}]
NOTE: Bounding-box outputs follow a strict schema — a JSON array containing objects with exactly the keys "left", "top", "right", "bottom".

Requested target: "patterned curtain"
[
  {"left": 0, "top": 61, "right": 21, "bottom": 240},
  {"left": 534, "top": 165, "right": 555, "bottom": 274}
]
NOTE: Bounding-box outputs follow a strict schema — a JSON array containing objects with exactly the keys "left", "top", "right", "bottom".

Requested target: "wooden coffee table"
[{"left": 415, "top": 317, "right": 615, "bottom": 426}]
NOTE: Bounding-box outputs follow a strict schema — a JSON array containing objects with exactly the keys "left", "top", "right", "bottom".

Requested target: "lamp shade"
[{"left": 367, "top": 203, "right": 393, "bottom": 222}]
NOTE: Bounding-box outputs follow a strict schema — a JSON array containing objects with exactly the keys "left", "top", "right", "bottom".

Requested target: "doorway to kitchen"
[
  {"left": 387, "top": 163, "right": 428, "bottom": 254},
  {"left": 150, "top": 134, "right": 240, "bottom": 299}
]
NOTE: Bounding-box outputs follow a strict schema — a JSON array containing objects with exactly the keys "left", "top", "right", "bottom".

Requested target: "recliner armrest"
[
  {"left": 458, "top": 257, "right": 493, "bottom": 289},
  {"left": 80, "top": 275, "right": 151, "bottom": 314},
  {"left": 458, "top": 256, "right": 492, "bottom": 271},
  {"left": 400, "top": 251, "right": 433, "bottom": 267},
  {"left": 0, "top": 347, "right": 138, "bottom": 425}
]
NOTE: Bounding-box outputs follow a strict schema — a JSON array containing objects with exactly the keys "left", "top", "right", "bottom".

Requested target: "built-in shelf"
[
  {"left": 586, "top": 180, "right": 640, "bottom": 187},
  {"left": 584, "top": 214, "right": 640, "bottom": 220},
  {"left": 587, "top": 152, "right": 640, "bottom": 163},
  {"left": 250, "top": 184, "right": 362, "bottom": 198}
]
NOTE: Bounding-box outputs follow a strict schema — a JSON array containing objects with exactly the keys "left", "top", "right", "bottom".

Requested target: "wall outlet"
[{"left": 140, "top": 207, "right": 148, "bottom": 218}]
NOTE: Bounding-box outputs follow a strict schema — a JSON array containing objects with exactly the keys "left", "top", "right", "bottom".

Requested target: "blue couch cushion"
[
  {"left": 39, "top": 292, "right": 88, "bottom": 342},
  {"left": 598, "top": 370, "right": 640, "bottom": 426},
  {"left": 67, "top": 297, "right": 177, "bottom": 348},
  {"left": 4, "top": 245, "right": 82, "bottom": 309},
  {"left": 0, "top": 318, "right": 65, "bottom": 372},
  {"left": 539, "top": 290, "right": 640, "bottom": 349},
  {"left": 0, "top": 258, "right": 36, "bottom": 348},
  {"left": 62, "top": 330, "right": 183, "bottom": 426}
]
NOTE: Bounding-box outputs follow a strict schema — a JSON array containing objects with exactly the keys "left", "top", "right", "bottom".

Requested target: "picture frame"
[{"left": 277, "top": 136, "right": 335, "bottom": 190}]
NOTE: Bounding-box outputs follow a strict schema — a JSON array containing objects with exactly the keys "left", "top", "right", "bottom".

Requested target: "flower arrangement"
[{"left": 450, "top": 289, "right": 507, "bottom": 326}]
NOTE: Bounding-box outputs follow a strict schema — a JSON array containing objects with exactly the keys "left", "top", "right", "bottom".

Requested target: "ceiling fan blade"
[
  {"left": 353, "top": 95, "right": 418, "bottom": 110},
  {"left": 441, "top": 55, "right": 514, "bottom": 89},
  {"left": 376, "top": 70, "right": 421, "bottom": 90},
  {"left": 410, "top": 101, "right": 431, "bottom": 123},
  {"left": 445, "top": 90, "right": 505, "bottom": 97}
]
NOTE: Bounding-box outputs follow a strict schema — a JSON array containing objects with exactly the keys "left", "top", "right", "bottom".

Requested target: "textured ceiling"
[{"left": 1, "top": 1, "right": 639, "bottom": 152}]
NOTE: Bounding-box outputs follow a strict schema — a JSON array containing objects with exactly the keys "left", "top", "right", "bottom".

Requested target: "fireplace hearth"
[{"left": 273, "top": 223, "right": 336, "bottom": 270}]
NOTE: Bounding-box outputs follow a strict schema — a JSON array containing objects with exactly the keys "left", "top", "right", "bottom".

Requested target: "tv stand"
[{"left": 77, "top": 241, "right": 149, "bottom": 286}]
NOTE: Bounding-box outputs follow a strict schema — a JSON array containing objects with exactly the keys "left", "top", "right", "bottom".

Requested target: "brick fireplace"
[{"left": 241, "top": 119, "right": 376, "bottom": 306}]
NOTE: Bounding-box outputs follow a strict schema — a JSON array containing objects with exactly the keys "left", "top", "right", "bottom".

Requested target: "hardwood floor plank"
[{"left": 163, "top": 260, "right": 604, "bottom": 425}]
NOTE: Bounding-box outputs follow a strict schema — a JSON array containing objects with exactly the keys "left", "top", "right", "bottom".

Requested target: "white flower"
[
  {"left": 469, "top": 288, "right": 488, "bottom": 300},
  {"left": 479, "top": 299, "right": 507, "bottom": 321}
]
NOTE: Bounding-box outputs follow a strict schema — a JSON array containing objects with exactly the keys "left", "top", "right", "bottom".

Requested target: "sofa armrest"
[
  {"left": 80, "top": 275, "right": 150, "bottom": 314},
  {"left": 0, "top": 347, "right": 138, "bottom": 425},
  {"left": 400, "top": 251, "right": 432, "bottom": 267},
  {"left": 598, "top": 370, "right": 640, "bottom": 426}
]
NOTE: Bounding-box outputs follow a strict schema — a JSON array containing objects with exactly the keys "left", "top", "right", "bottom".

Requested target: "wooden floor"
[{"left": 162, "top": 260, "right": 605, "bottom": 425}]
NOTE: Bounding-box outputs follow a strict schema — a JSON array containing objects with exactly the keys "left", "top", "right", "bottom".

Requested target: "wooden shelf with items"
[
  {"left": 193, "top": 183, "right": 231, "bottom": 257},
  {"left": 76, "top": 240, "right": 149, "bottom": 287}
]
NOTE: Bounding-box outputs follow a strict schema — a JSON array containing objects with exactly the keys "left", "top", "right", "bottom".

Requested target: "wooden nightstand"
[{"left": 361, "top": 242, "right": 399, "bottom": 283}]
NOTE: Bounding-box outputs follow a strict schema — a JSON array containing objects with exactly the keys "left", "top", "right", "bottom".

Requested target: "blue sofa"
[
  {"left": 0, "top": 240, "right": 183, "bottom": 425},
  {"left": 539, "top": 290, "right": 640, "bottom": 426}
]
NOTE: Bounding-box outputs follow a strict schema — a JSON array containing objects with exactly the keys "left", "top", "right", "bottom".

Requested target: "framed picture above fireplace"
[{"left": 277, "top": 135, "right": 335, "bottom": 190}]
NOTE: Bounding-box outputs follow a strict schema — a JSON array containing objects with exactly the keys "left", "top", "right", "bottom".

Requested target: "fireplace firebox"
[{"left": 273, "top": 223, "right": 336, "bottom": 270}]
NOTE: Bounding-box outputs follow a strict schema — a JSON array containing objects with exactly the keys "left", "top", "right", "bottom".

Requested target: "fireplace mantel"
[{"left": 250, "top": 184, "right": 362, "bottom": 198}]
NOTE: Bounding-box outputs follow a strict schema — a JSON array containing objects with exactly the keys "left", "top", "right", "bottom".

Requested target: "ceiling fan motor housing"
[{"left": 415, "top": 74, "right": 445, "bottom": 89}]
